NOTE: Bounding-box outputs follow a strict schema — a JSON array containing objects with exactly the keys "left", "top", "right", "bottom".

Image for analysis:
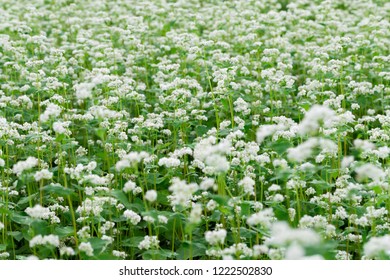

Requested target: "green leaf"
[
  {"left": 10, "top": 213, "right": 33, "bottom": 226},
  {"left": 146, "top": 172, "right": 165, "bottom": 184},
  {"left": 209, "top": 194, "right": 228, "bottom": 206},
  {"left": 121, "top": 236, "right": 144, "bottom": 248},
  {"left": 8, "top": 231, "right": 23, "bottom": 242},
  {"left": 209, "top": 210, "right": 221, "bottom": 221},
  {"left": 177, "top": 241, "right": 206, "bottom": 260},
  {"left": 239, "top": 227, "right": 256, "bottom": 238},
  {"left": 54, "top": 226, "right": 74, "bottom": 238},
  {"left": 110, "top": 189, "right": 144, "bottom": 211},
  {"left": 195, "top": 125, "right": 208, "bottom": 137},
  {"left": 89, "top": 237, "right": 109, "bottom": 253},
  {"left": 240, "top": 202, "right": 251, "bottom": 216},
  {"left": 142, "top": 249, "right": 175, "bottom": 260},
  {"left": 95, "top": 128, "right": 106, "bottom": 140},
  {"left": 268, "top": 139, "right": 292, "bottom": 155},
  {"left": 42, "top": 184, "right": 75, "bottom": 196},
  {"left": 17, "top": 193, "right": 38, "bottom": 206}
]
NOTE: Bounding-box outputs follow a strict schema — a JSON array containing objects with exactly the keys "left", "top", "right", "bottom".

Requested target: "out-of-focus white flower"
[
  {"left": 144, "top": 190, "right": 157, "bottom": 202},
  {"left": 60, "top": 247, "right": 75, "bottom": 257},
  {"left": 246, "top": 208, "right": 275, "bottom": 227},
  {"left": 355, "top": 163, "right": 385, "bottom": 182},
  {"left": 12, "top": 157, "right": 38, "bottom": 176},
  {"left": 265, "top": 222, "right": 321, "bottom": 247},
  {"left": 297, "top": 105, "right": 336, "bottom": 135},
  {"left": 74, "top": 82, "right": 94, "bottom": 100},
  {"left": 284, "top": 242, "right": 323, "bottom": 260},
  {"left": 168, "top": 178, "right": 198, "bottom": 207},
  {"left": 189, "top": 203, "right": 202, "bottom": 223},
  {"left": 115, "top": 152, "right": 149, "bottom": 171},
  {"left": 158, "top": 215, "right": 168, "bottom": 224},
  {"left": 364, "top": 235, "right": 390, "bottom": 259},
  {"left": 193, "top": 136, "right": 231, "bottom": 175},
  {"left": 206, "top": 199, "right": 218, "bottom": 211},
  {"left": 86, "top": 161, "right": 97, "bottom": 171},
  {"left": 205, "top": 229, "right": 227, "bottom": 245}
]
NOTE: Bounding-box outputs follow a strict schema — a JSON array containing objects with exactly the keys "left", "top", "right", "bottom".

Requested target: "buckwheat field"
[{"left": 0, "top": 0, "right": 389, "bottom": 260}]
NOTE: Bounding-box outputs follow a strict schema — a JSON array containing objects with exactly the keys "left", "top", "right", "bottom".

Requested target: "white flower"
[
  {"left": 297, "top": 105, "right": 335, "bottom": 135},
  {"left": 206, "top": 199, "right": 218, "bottom": 211},
  {"left": 265, "top": 222, "right": 321, "bottom": 247},
  {"left": 123, "top": 180, "right": 137, "bottom": 193},
  {"left": 284, "top": 242, "right": 323, "bottom": 260},
  {"left": 238, "top": 176, "right": 255, "bottom": 195},
  {"left": 25, "top": 205, "right": 52, "bottom": 219},
  {"left": 77, "top": 226, "right": 91, "bottom": 239},
  {"left": 272, "top": 194, "right": 284, "bottom": 202},
  {"left": 247, "top": 208, "right": 275, "bottom": 227},
  {"left": 0, "top": 222, "right": 4, "bottom": 230},
  {"left": 193, "top": 137, "right": 231, "bottom": 175},
  {"left": 287, "top": 137, "right": 337, "bottom": 162},
  {"left": 60, "top": 247, "right": 75, "bottom": 256},
  {"left": 83, "top": 174, "right": 109, "bottom": 185},
  {"left": 355, "top": 163, "right": 385, "bottom": 182},
  {"left": 34, "top": 169, "right": 53, "bottom": 181},
  {"left": 341, "top": 156, "right": 354, "bottom": 169},
  {"left": 143, "top": 215, "right": 155, "bottom": 223},
  {"left": 288, "top": 208, "right": 296, "bottom": 221},
  {"left": 158, "top": 157, "right": 180, "bottom": 168},
  {"left": 0, "top": 252, "right": 10, "bottom": 259},
  {"left": 138, "top": 236, "right": 159, "bottom": 250},
  {"left": 112, "top": 250, "right": 127, "bottom": 259},
  {"left": 40, "top": 103, "right": 62, "bottom": 122},
  {"left": 29, "top": 234, "right": 60, "bottom": 247},
  {"left": 74, "top": 82, "right": 94, "bottom": 100},
  {"left": 199, "top": 178, "right": 217, "bottom": 191},
  {"left": 204, "top": 154, "right": 230, "bottom": 175},
  {"left": 233, "top": 97, "right": 250, "bottom": 115},
  {"left": 144, "top": 190, "right": 157, "bottom": 202},
  {"left": 52, "top": 121, "right": 71, "bottom": 135},
  {"left": 269, "top": 184, "right": 281, "bottom": 192},
  {"left": 25, "top": 255, "right": 39, "bottom": 260},
  {"left": 158, "top": 215, "right": 168, "bottom": 224},
  {"left": 168, "top": 178, "right": 198, "bottom": 207},
  {"left": 115, "top": 152, "right": 149, "bottom": 171},
  {"left": 12, "top": 157, "right": 38, "bottom": 176},
  {"left": 189, "top": 203, "right": 202, "bottom": 223},
  {"left": 364, "top": 235, "right": 390, "bottom": 259},
  {"left": 79, "top": 242, "right": 94, "bottom": 256},
  {"left": 86, "top": 161, "right": 97, "bottom": 171},
  {"left": 256, "top": 124, "right": 284, "bottom": 144},
  {"left": 205, "top": 229, "right": 227, "bottom": 245},
  {"left": 123, "top": 210, "right": 141, "bottom": 225}
]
